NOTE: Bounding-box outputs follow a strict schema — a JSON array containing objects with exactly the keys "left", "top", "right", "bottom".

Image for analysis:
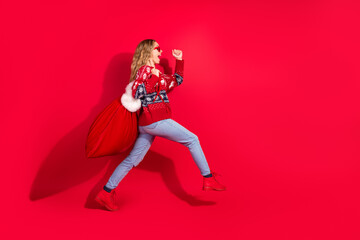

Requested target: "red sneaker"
[
  {"left": 203, "top": 172, "right": 226, "bottom": 191},
  {"left": 95, "top": 189, "right": 119, "bottom": 211}
]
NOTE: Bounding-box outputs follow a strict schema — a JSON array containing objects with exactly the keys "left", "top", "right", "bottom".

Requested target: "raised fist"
[{"left": 172, "top": 49, "right": 183, "bottom": 60}]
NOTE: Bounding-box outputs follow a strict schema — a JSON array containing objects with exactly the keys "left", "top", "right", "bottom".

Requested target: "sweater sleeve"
[
  {"left": 162, "top": 59, "right": 184, "bottom": 93},
  {"left": 132, "top": 65, "right": 152, "bottom": 99}
]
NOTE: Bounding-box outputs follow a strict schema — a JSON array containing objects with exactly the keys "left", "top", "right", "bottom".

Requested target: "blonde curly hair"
[{"left": 129, "top": 39, "right": 156, "bottom": 83}]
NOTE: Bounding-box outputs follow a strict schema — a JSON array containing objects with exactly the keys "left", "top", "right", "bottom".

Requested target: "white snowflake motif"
[
  {"left": 146, "top": 97, "right": 151, "bottom": 101},
  {"left": 132, "top": 81, "right": 138, "bottom": 90},
  {"left": 160, "top": 79, "right": 165, "bottom": 85},
  {"left": 169, "top": 81, "right": 175, "bottom": 89},
  {"left": 143, "top": 73, "right": 147, "bottom": 80},
  {"left": 139, "top": 87, "right": 143, "bottom": 92},
  {"left": 146, "top": 67, "right": 150, "bottom": 73}
]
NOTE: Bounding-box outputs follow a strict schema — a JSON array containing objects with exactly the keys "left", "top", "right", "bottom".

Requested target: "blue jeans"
[{"left": 105, "top": 118, "right": 211, "bottom": 190}]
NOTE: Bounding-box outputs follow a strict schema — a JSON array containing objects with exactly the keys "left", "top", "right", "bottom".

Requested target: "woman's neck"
[{"left": 146, "top": 59, "right": 155, "bottom": 67}]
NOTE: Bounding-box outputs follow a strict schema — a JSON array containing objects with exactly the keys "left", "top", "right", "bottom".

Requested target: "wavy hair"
[{"left": 129, "top": 39, "right": 156, "bottom": 83}]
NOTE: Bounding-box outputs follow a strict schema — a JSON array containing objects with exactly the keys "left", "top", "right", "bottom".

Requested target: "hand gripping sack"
[{"left": 85, "top": 81, "right": 141, "bottom": 158}]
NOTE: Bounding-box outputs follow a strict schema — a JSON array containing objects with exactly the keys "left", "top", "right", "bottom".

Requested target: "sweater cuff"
[{"left": 175, "top": 59, "right": 184, "bottom": 77}]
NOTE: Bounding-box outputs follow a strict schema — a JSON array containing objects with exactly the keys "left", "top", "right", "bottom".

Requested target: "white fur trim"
[{"left": 121, "top": 81, "right": 141, "bottom": 112}]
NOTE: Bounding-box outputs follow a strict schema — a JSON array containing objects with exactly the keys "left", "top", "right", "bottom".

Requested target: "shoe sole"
[{"left": 95, "top": 196, "right": 119, "bottom": 211}]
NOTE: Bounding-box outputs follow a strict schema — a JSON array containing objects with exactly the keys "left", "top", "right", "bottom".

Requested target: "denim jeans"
[{"left": 105, "top": 118, "right": 211, "bottom": 190}]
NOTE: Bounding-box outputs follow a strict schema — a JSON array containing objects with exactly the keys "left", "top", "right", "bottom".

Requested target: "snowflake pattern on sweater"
[{"left": 131, "top": 59, "right": 184, "bottom": 126}]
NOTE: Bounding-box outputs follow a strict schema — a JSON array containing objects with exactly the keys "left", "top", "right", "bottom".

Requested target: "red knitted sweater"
[{"left": 132, "top": 59, "right": 184, "bottom": 126}]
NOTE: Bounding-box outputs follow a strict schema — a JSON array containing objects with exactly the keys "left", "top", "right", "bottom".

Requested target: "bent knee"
[{"left": 188, "top": 133, "right": 199, "bottom": 144}]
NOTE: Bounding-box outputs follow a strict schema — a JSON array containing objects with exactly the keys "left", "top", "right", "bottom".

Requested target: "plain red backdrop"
[{"left": 1, "top": 0, "right": 360, "bottom": 239}]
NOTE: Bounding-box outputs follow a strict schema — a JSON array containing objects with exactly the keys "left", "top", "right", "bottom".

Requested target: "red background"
[{"left": 1, "top": 0, "right": 360, "bottom": 239}]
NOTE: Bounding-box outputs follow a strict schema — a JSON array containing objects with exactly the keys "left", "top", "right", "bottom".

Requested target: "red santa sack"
[{"left": 85, "top": 81, "right": 141, "bottom": 158}]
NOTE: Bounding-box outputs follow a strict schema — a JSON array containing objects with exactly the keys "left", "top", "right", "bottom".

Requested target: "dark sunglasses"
[{"left": 154, "top": 46, "right": 161, "bottom": 52}]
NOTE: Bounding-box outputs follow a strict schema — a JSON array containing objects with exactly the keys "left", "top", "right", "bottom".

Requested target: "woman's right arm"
[{"left": 162, "top": 59, "right": 184, "bottom": 93}]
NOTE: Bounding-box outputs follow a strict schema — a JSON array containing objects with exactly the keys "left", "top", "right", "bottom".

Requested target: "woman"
[{"left": 95, "top": 39, "right": 226, "bottom": 211}]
